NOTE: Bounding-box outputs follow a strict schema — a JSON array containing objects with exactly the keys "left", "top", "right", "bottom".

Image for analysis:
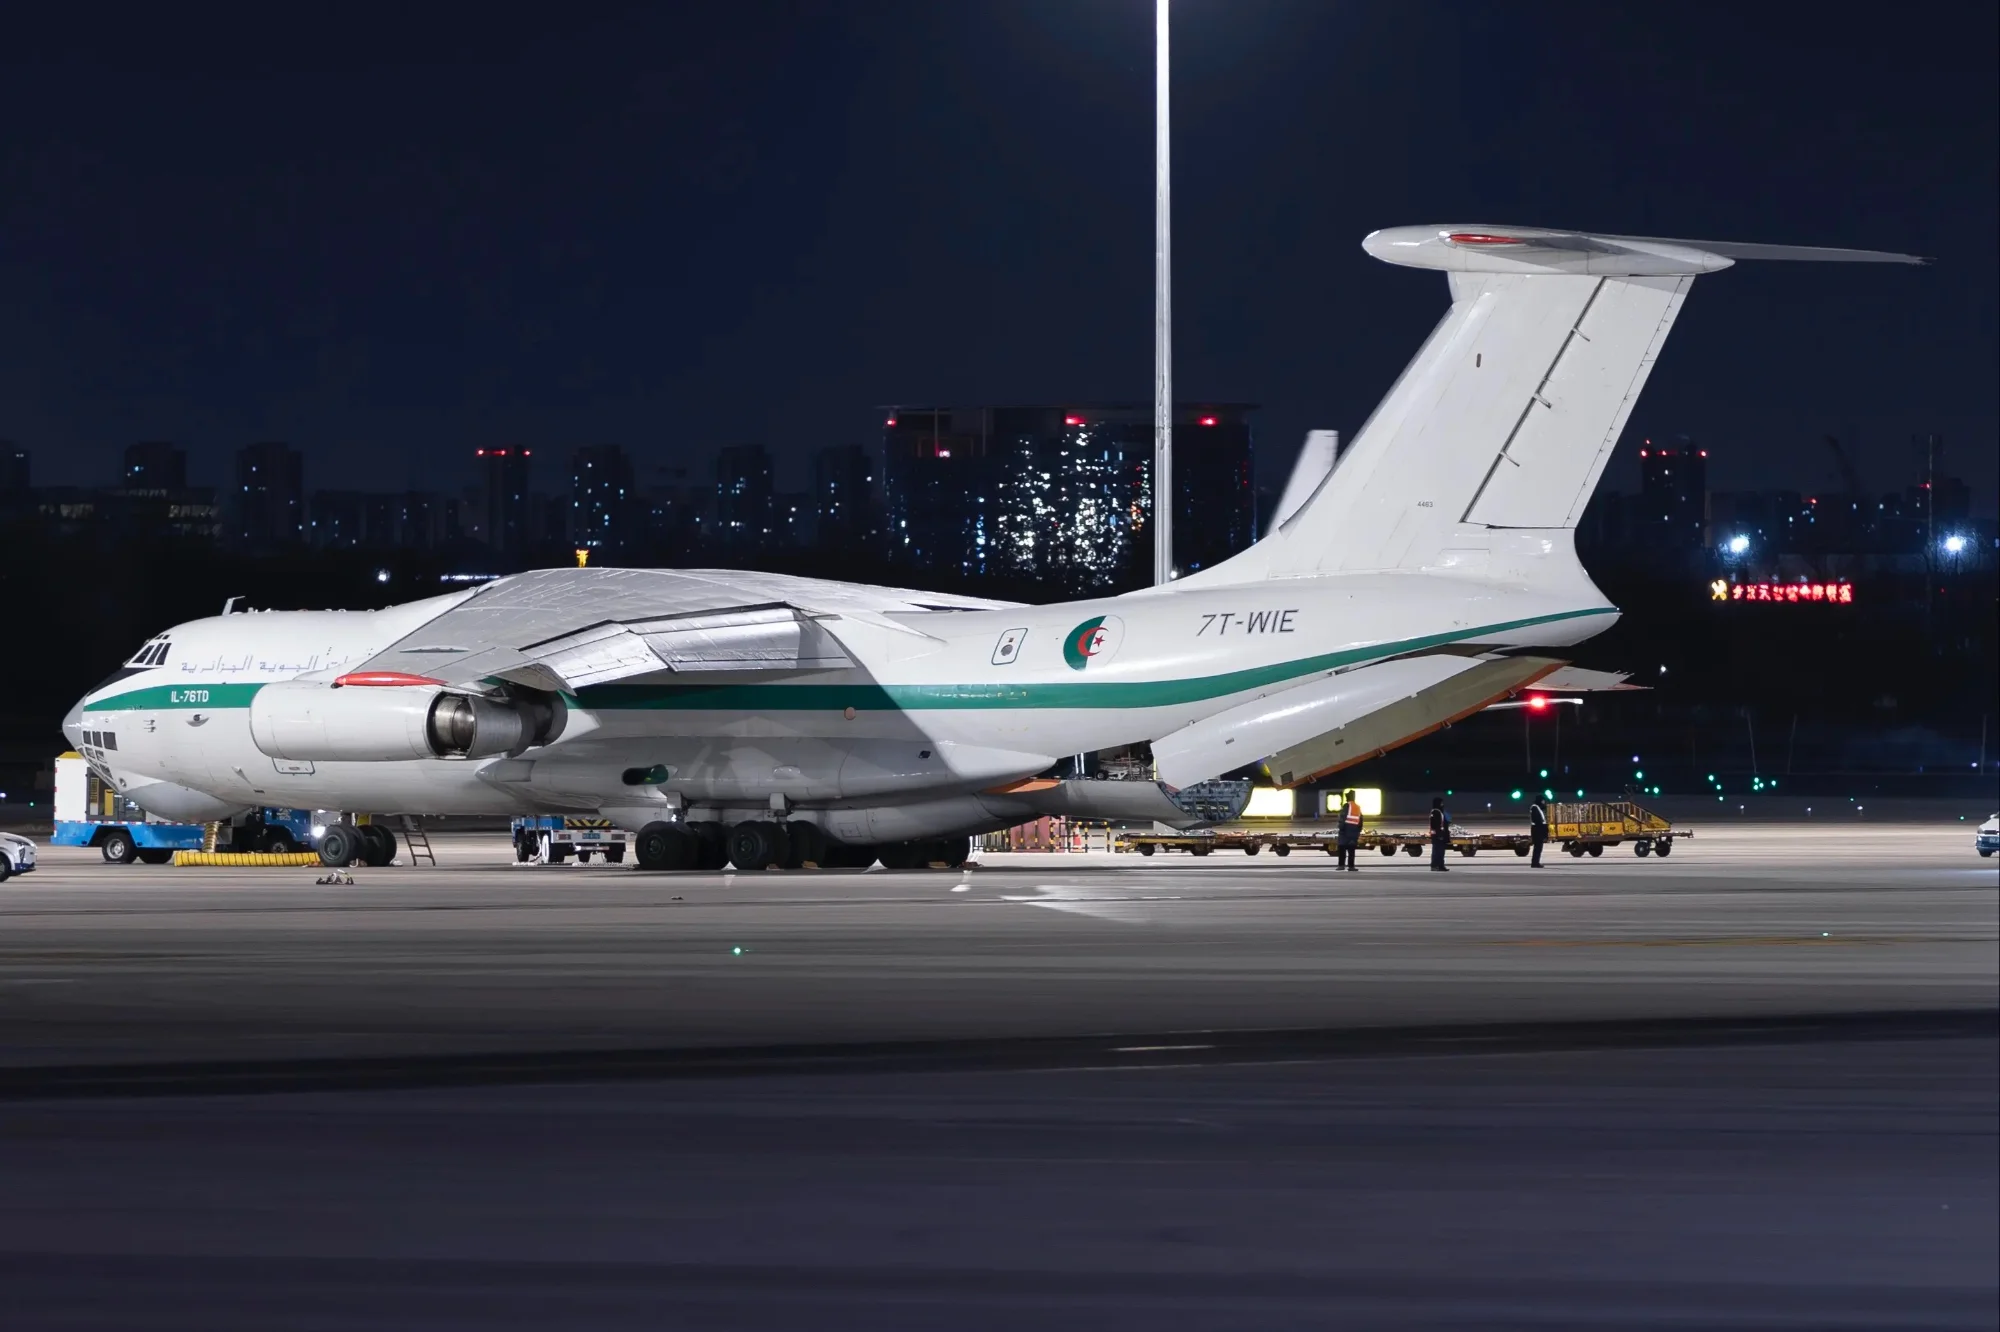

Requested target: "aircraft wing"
[{"left": 348, "top": 567, "right": 1011, "bottom": 693}]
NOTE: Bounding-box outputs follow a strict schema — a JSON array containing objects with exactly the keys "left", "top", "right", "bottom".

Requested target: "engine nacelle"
[{"left": 249, "top": 682, "right": 563, "bottom": 762}]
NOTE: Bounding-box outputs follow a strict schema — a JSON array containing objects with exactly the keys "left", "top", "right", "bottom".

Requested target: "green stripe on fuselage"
[
  {"left": 81, "top": 607, "right": 1612, "bottom": 715},
  {"left": 85, "top": 682, "right": 267, "bottom": 712},
  {"left": 580, "top": 607, "right": 1613, "bottom": 712}
]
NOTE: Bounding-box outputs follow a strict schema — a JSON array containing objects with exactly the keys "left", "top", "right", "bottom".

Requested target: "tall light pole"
[{"left": 1152, "top": 0, "right": 1174, "bottom": 585}]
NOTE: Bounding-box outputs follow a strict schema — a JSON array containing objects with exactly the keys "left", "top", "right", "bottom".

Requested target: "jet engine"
[{"left": 249, "top": 681, "right": 564, "bottom": 762}]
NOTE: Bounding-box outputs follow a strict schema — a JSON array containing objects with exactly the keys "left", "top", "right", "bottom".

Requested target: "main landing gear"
[
  {"left": 317, "top": 824, "right": 398, "bottom": 868},
  {"left": 629, "top": 822, "right": 969, "bottom": 872}
]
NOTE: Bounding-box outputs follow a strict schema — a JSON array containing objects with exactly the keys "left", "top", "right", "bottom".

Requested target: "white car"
[
  {"left": 1978, "top": 814, "right": 1999, "bottom": 859},
  {"left": 0, "top": 831, "right": 36, "bottom": 882}
]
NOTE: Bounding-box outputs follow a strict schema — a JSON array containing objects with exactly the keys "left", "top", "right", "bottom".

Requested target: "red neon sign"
[{"left": 1709, "top": 580, "right": 1854, "bottom": 604}]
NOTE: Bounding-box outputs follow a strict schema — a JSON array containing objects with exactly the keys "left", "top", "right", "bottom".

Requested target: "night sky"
[{"left": 3, "top": 0, "right": 1994, "bottom": 507}]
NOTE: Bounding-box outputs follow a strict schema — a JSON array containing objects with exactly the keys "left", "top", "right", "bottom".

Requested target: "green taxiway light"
[
  {"left": 1538, "top": 769, "right": 1548, "bottom": 779},
  {"left": 1634, "top": 770, "right": 1644, "bottom": 780},
  {"left": 1509, "top": 789, "right": 1523, "bottom": 800},
  {"left": 731, "top": 946, "right": 743, "bottom": 956}
]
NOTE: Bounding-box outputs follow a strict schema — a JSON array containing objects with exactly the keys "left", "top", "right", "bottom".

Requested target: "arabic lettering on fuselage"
[
  {"left": 1196, "top": 610, "right": 1299, "bottom": 636},
  {"left": 184, "top": 648, "right": 345, "bottom": 677}
]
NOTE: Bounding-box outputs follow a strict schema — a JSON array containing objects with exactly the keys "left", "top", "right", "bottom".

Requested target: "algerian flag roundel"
[{"left": 1062, "top": 615, "right": 1123, "bottom": 671}]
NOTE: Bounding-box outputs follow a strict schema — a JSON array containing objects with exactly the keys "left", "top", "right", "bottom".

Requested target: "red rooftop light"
[
  {"left": 1199, "top": 416, "right": 1218, "bottom": 427},
  {"left": 1064, "top": 415, "right": 1084, "bottom": 427},
  {"left": 885, "top": 417, "right": 897, "bottom": 427}
]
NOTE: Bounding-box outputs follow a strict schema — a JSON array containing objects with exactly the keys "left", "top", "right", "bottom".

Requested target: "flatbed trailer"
[{"left": 1118, "top": 800, "right": 1692, "bottom": 860}]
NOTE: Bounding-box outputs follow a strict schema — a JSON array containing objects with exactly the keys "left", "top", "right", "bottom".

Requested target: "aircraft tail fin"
[{"left": 1181, "top": 226, "right": 1924, "bottom": 589}]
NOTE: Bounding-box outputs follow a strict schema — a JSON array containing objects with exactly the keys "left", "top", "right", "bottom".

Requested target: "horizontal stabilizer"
[{"left": 1363, "top": 226, "right": 1929, "bottom": 275}]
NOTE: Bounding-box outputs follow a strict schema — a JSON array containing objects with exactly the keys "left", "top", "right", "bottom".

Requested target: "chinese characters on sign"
[{"left": 1708, "top": 580, "right": 1855, "bottom": 604}]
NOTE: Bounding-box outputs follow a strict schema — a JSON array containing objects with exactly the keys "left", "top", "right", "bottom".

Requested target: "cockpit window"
[{"left": 125, "top": 637, "right": 172, "bottom": 667}]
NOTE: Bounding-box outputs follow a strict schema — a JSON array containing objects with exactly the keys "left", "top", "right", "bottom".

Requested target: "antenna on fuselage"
[{"left": 222, "top": 596, "right": 243, "bottom": 614}]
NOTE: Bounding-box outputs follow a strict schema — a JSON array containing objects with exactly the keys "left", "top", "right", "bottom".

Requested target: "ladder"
[{"left": 400, "top": 815, "right": 436, "bottom": 867}]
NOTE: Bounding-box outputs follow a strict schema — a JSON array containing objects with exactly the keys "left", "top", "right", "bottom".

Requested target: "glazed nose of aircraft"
[{"left": 61, "top": 696, "right": 86, "bottom": 751}]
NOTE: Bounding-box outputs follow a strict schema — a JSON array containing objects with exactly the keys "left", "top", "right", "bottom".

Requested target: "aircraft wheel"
[
  {"left": 689, "top": 823, "right": 728, "bottom": 870},
  {"left": 358, "top": 825, "right": 397, "bottom": 867},
  {"left": 318, "top": 825, "right": 362, "bottom": 867},
  {"left": 783, "top": 822, "right": 823, "bottom": 869},
  {"left": 635, "top": 822, "right": 693, "bottom": 871},
  {"left": 924, "top": 836, "right": 969, "bottom": 870},
  {"left": 727, "top": 820, "right": 789, "bottom": 870}
]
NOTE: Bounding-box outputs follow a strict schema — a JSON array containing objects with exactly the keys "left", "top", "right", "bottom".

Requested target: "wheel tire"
[
  {"left": 514, "top": 833, "right": 535, "bottom": 863},
  {"left": 100, "top": 829, "right": 137, "bottom": 865},
  {"left": 1191, "top": 844, "right": 1211, "bottom": 857},
  {"left": 137, "top": 848, "right": 174, "bottom": 865},
  {"left": 605, "top": 843, "right": 626, "bottom": 864},
  {"left": 318, "top": 825, "right": 362, "bottom": 867},
  {"left": 0, "top": 858, "right": 9, "bottom": 883},
  {"left": 1325, "top": 844, "right": 1339, "bottom": 858},
  {"left": 1459, "top": 846, "right": 1477, "bottom": 857},
  {"left": 726, "top": 821, "right": 789, "bottom": 870},
  {"left": 265, "top": 832, "right": 298, "bottom": 856},
  {"left": 1565, "top": 843, "right": 1584, "bottom": 857},
  {"left": 783, "top": 823, "right": 823, "bottom": 870},
  {"left": 875, "top": 842, "right": 917, "bottom": 870},
  {"left": 925, "top": 836, "right": 969, "bottom": 870},
  {"left": 634, "top": 822, "right": 694, "bottom": 871},
  {"left": 1405, "top": 844, "right": 1423, "bottom": 858},
  {"left": 1381, "top": 845, "right": 1397, "bottom": 857},
  {"left": 1587, "top": 844, "right": 1604, "bottom": 858},
  {"left": 689, "top": 824, "right": 727, "bottom": 870},
  {"left": 359, "top": 825, "right": 397, "bottom": 868},
  {"left": 1274, "top": 844, "right": 1291, "bottom": 857},
  {"left": 1655, "top": 840, "right": 1673, "bottom": 857},
  {"left": 1635, "top": 840, "right": 1652, "bottom": 857},
  {"left": 1139, "top": 843, "right": 1157, "bottom": 857},
  {"left": 1244, "top": 844, "right": 1260, "bottom": 856},
  {"left": 1514, "top": 845, "right": 1530, "bottom": 857}
]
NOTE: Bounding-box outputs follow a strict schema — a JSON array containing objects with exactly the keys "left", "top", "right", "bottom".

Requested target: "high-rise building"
[
  {"left": 308, "top": 490, "right": 367, "bottom": 548},
  {"left": 715, "top": 444, "right": 775, "bottom": 551},
  {"left": 571, "top": 446, "right": 637, "bottom": 557},
  {"left": 881, "top": 404, "right": 1256, "bottom": 593},
  {"left": 476, "top": 448, "right": 532, "bottom": 562},
  {"left": 812, "top": 444, "right": 878, "bottom": 549},
  {"left": 122, "top": 441, "right": 188, "bottom": 490},
  {"left": 233, "top": 442, "right": 306, "bottom": 552},
  {"left": 1636, "top": 438, "right": 1707, "bottom": 550}
]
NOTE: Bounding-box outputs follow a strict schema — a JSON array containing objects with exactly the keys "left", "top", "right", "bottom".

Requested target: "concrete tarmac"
[
  {"left": 1, "top": 824, "right": 1994, "bottom": 1328},
  {"left": 0, "top": 824, "right": 1992, "bottom": 1070}
]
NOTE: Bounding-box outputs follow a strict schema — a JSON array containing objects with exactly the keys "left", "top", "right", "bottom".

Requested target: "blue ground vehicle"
[{"left": 51, "top": 753, "right": 318, "bottom": 865}]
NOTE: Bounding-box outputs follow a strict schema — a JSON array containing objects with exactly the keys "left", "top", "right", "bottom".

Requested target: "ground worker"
[
  {"left": 1429, "top": 797, "right": 1451, "bottom": 871},
  {"left": 1336, "top": 790, "right": 1363, "bottom": 871},
  {"left": 1529, "top": 798, "right": 1549, "bottom": 867}
]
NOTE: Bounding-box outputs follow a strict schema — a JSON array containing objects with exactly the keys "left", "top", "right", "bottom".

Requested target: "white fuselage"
[{"left": 66, "top": 568, "right": 1613, "bottom": 833}]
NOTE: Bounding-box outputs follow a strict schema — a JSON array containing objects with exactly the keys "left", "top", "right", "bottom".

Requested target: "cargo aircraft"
[{"left": 64, "top": 226, "right": 1921, "bottom": 869}]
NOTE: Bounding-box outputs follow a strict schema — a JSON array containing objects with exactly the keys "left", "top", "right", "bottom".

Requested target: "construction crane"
[{"left": 1822, "top": 434, "right": 1865, "bottom": 496}]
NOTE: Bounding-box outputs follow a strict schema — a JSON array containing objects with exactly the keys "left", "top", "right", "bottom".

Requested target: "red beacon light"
[
  {"left": 1198, "top": 416, "right": 1218, "bottom": 427},
  {"left": 1527, "top": 695, "right": 1549, "bottom": 710},
  {"left": 884, "top": 417, "right": 897, "bottom": 428},
  {"left": 1063, "top": 415, "right": 1084, "bottom": 427}
]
